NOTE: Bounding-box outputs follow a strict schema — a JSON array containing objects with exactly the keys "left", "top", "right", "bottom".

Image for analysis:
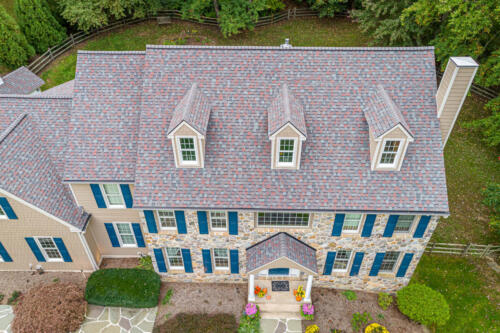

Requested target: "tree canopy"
[{"left": 0, "top": 5, "right": 35, "bottom": 68}]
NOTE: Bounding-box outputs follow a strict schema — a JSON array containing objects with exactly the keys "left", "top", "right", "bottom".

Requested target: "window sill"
[
  {"left": 255, "top": 227, "right": 310, "bottom": 232},
  {"left": 377, "top": 272, "right": 396, "bottom": 279},
  {"left": 214, "top": 269, "right": 230, "bottom": 275},
  {"left": 168, "top": 268, "right": 185, "bottom": 273}
]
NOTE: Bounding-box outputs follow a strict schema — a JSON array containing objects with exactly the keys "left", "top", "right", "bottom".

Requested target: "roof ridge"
[
  {"left": 0, "top": 94, "right": 72, "bottom": 100},
  {"left": 146, "top": 44, "right": 435, "bottom": 51},
  {"left": 282, "top": 84, "right": 291, "bottom": 121},
  {"left": 78, "top": 50, "right": 146, "bottom": 55},
  {"left": 0, "top": 113, "right": 28, "bottom": 145}
]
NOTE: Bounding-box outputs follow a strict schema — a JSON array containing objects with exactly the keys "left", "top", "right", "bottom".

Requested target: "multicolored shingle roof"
[
  {"left": 0, "top": 67, "right": 44, "bottom": 95},
  {"left": 268, "top": 84, "right": 307, "bottom": 137},
  {"left": 41, "top": 80, "right": 74, "bottom": 96}
]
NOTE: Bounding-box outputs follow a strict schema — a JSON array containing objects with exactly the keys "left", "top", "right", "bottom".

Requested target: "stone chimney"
[{"left": 436, "top": 57, "right": 479, "bottom": 146}]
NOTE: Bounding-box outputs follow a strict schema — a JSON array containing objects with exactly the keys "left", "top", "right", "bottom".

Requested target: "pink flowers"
[
  {"left": 245, "top": 303, "right": 258, "bottom": 316},
  {"left": 302, "top": 303, "right": 314, "bottom": 315}
]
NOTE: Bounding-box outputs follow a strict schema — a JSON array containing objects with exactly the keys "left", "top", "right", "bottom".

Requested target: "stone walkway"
[
  {"left": 260, "top": 318, "right": 302, "bottom": 333},
  {"left": 75, "top": 305, "right": 157, "bottom": 333},
  {"left": 0, "top": 306, "right": 13, "bottom": 333}
]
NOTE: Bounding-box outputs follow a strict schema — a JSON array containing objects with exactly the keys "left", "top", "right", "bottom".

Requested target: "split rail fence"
[{"left": 425, "top": 242, "right": 500, "bottom": 257}]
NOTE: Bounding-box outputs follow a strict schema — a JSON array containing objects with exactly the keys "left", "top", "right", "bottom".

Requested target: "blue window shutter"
[
  {"left": 154, "top": 248, "right": 167, "bottom": 273},
  {"left": 25, "top": 237, "right": 46, "bottom": 262},
  {"left": 182, "top": 249, "right": 193, "bottom": 273},
  {"left": 331, "top": 214, "right": 345, "bottom": 236},
  {"left": 175, "top": 211, "right": 187, "bottom": 234},
  {"left": 361, "top": 214, "right": 376, "bottom": 237},
  {"left": 323, "top": 251, "right": 336, "bottom": 275},
  {"left": 120, "top": 184, "right": 133, "bottom": 208},
  {"left": 144, "top": 210, "right": 158, "bottom": 233},
  {"left": 369, "top": 252, "right": 385, "bottom": 276},
  {"left": 104, "top": 223, "right": 120, "bottom": 247},
  {"left": 0, "top": 197, "right": 17, "bottom": 219},
  {"left": 349, "top": 252, "right": 364, "bottom": 276},
  {"left": 90, "top": 184, "right": 106, "bottom": 208},
  {"left": 197, "top": 211, "right": 208, "bottom": 234},
  {"left": 0, "top": 242, "right": 13, "bottom": 262},
  {"left": 413, "top": 216, "right": 431, "bottom": 238},
  {"left": 228, "top": 212, "right": 238, "bottom": 235},
  {"left": 396, "top": 253, "right": 414, "bottom": 277},
  {"left": 53, "top": 238, "right": 72, "bottom": 262},
  {"left": 202, "top": 249, "right": 212, "bottom": 273},
  {"left": 383, "top": 215, "right": 399, "bottom": 237},
  {"left": 132, "top": 223, "right": 145, "bottom": 247},
  {"left": 230, "top": 249, "right": 239, "bottom": 274}
]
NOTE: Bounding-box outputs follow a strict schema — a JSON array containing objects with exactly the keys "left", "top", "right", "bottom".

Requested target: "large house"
[{"left": 0, "top": 44, "right": 477, "bottom": 308}]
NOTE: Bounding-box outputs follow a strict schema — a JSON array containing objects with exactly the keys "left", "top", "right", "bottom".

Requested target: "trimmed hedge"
[{"left": 85, "top": 268, "right": 161, "bottom": 308}]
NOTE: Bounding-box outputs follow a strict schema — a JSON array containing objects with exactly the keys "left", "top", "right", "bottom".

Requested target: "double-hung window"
[
  {"left": 210, "top": 211, "right": 227, "bottom": 231},
  {"left": 0, "top": 205, "right": 6, "bottom": 219},
  {"left": 277, "top": 138, "right": 296, "bottom": 166},
  {"left": 165, "top": 247, "right": 183, "bottom": 269},
  {"left": 178, "top": 137, "right": 197, "bottom": 165},
  {"left": 101, "top": 184, "right": 124, "bottom": 208},
  {"left": 342, "top": 214, "right": 363, "bottom": 233},
  {"left": 114, "top": 223, "right": 136, "bottom": 247},
  {"left": 35, "top": 237, "right": 62, "bottom": 262},
  {"left": 379, "top": 251, "right": 400, "bottom": 272},
  {"left": 213, "top": 248, "right": 229, "bottom": 270},
  {"left": 394, "top": 215, "right": 415, "bottom": 233},
  {"left": 379, "top": 140, "right": 401, "bottom": 167},
  {"left": 257, "top": 212, "right": 310, "bottom": 227},
  {"left": 158, "top": 210, "right": 177, "bottom": 230},
  {"left": 333, "top": 250, "right": 352, "bottom": 272}
]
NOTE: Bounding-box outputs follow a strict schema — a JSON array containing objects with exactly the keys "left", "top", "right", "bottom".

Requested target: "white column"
[
  {"left": 248, "top": 274, "right": 256, "bottom": 302},
  {"left": 304, "top": 274, "right": 313, "bottom": 303}
]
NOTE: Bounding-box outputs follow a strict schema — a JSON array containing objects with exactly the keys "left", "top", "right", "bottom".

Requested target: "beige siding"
[
  {"left": 83, "top": 226, "right": 101, "bottom": 264},
  {"left": 171, "top": 123, "right": 204, "bottom": 168},
  {"left": 271, "top": 124, "right": 302, "bottom": 169},
  {"left": 70, "top": 184, "right": 148, "bottom": 259},
  {"left": 0, "top": 195, "right": 93, "bottom": 271}
]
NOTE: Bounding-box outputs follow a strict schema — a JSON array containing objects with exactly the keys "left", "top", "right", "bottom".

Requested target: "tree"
[
  {"left": 15, "top": 0, "right": 67, "bottom": 53},
  {"left": 300, "top": 0, "right": 349, "bottom": 18},
  {"left": 0, "top": 5, "right": 35, "bottom": 68}
]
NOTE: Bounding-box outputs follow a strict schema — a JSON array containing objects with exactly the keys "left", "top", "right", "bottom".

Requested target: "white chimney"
[{"left": 436, "top": 57, "right": 479, "bottom": 146}]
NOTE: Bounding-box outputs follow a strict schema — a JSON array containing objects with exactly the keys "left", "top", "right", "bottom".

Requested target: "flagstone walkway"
[
  {"left": 0, "top": 306, "right": 13, "bottom": 333},
  {"left": 260, "top": 318, "right": 302, "bottom": 333},
  {"left": 75, "top": 305, "right": 157, "bottom": 333}
]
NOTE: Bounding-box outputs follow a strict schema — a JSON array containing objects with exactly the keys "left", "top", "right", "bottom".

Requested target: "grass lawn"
[{"left": 0, "top": 0, "right": 14, "bottom": 17}]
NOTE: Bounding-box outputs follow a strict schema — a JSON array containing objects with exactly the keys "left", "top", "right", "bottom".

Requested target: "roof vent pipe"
[
  {"left": 280, "top": 38, "right": 292, "bottom": 48},
  {"left": 0, "top": 77, "right": 3, "bottom": 86}
]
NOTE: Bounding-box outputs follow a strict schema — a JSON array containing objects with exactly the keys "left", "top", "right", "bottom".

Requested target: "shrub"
[
  {"left": 377, "top": 292, "right": 393, "bottom": 310},
  {"left": 342, "top": 290, "right": 357, "bottom": 301},
  {"left": 301, "top": 303, "right": 315, "bottom": 320},
  {"left": 0, "top": 293, "right": 4, "bottom": 302},
  {"left": 351, "top": 311, "right": 372, "bottom": 332},
  {"left": 8, "top": 290, "right": 21, "bottom": 305},
  {"left": 136, "top": 255, "right": 154, "bottom": 271},
  {"left": 481, "top": 183, "right": 500, "bottom": 236},
  {"left": 156, "top": 313, "right": 237, "bottom": 333},
  {"left": 397, "top": 284, "right": 450, "bottom": 327},
  {"left": 238, "top": 303, "right": 260, "bottom": 333},
  {"left": 305, "top": 324, "right": 320, "bottom": 333},
  {"left": 11, "top": 283, "right": 86, "bottom": 333},
  {"left": 0, "top": 6, "right": 35, "bottom": 68},
  {"left": 365, "top": 323, "right": 389, "bottom": 333},
  {"left": 85, "top": 268, "right": 161, "bottom": 308},
  {"left": 162, "top": 288, "right": 173, "bottom": 305}
]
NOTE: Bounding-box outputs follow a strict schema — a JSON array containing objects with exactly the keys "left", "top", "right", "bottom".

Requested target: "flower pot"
[{"left": 266, "top": 295, "right": 271, "bottom": 300}]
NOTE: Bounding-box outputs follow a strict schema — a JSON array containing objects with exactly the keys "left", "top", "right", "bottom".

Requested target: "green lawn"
[{"left": 0, "top": 0, "right": 14, "bottom": 17}]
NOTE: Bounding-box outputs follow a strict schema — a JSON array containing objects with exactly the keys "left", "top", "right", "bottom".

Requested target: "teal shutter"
[
  {"left": 202, "top": 249, "right": 212, "bottom": 273},
  {"left": 323, "top": 251, "right": 336, "bottom": 275},
  {"left": 331, "top": 214, "right": 345, "bottom": 236},
  {"left": 90, "top": 184, "right": 106, "bottom": 208},
  {"left": 383, "top": 215, "right": 399, "bottom": 237},
  {"left": 132, "top": 223, "right": 145, "bottom": 247},
  {"left": 0, "top": 197, "right": 17, "bottom": 219},
  {"left": 349, "top": 252, "right": 364, "bottom": 276},
  {"left": 181, "top": 249, "right": 193, "bottom": 273},
  {"left": 413, "top": 216, "right": 431, "bottom": 238},
  {"left": 369, "top": 252, "right": 385, "bottom": 276},
  {"left": 269, "top": 268, "right": 290, "bottom": 275},
  {"left": 396, "top": 253, "right": 414, "bottom": 277},
  {"left": 175, "top": 211, "right": 187, "bottom": 234},
  {"left": 361, "top": 214, "right": 376, "bottom": 237},
  {"left": 230, "top": 249, "right": 239, "bottom": 274},
  {"left": 53, "top": 238, "right": 72, "bottom": 262},
  {"left": 104, "top": 223, "right": 120, "bottom": 247},
  {"left": 120, "top": 184, "right": 133, "bottom": 208},
  {"left": 228, "top": 212, "right": 238, "bottom": 235},
  {"left": 25, "top": 237, "right": 46, "bottom": 262},
  {"left": 144, "top": 210, "right": 158, "bottom": 233},
  {"left": 0, "top": 242, "right": 13, "bottom": 262},
  {"left": 197, "top": 211, "right": 208, "bottom": 234},
  {"left": 154, "top": 248, "right": 167, "bottom": 273}
]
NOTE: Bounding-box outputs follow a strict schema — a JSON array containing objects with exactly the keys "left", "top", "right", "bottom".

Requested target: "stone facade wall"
[{"left": 143, "top": 211, "right": 439, "bottom": 293}]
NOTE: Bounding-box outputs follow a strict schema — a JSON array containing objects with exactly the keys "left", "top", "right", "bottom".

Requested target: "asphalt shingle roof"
[
  {"left": 41, "top": 80, "right": 74, "bottom": 96},
  {"left": 268, "top": 83, "right": 307, "bottom": 137},
  {"left": 0, "top": 67, "right": 44, "bottom": 95}
]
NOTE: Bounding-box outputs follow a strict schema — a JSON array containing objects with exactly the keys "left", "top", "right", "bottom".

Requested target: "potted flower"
[
  {"left": 301, "top": 303, "right": 314, "bottom": 320},
  {"left": 245, "top": 303, "right": 260, "bottom": 319},
  {"left": 293, "top": 285, "right": 305, "bottom": 301},
  {"left": 254, "top": 286, "right": 267, "bottom": 298}
]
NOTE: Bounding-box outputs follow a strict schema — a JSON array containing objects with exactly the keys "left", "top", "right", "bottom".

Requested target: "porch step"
[
  {"left": 258, "top": 303, "right": 301, "bottom": 313},
  {"left": 261, "top": 311, "right": 302, "bottom": 320}
]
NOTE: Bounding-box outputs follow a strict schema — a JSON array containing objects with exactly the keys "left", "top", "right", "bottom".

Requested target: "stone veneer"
[{"left": 142, "top": 211, "right": 439, "bottom": 293}]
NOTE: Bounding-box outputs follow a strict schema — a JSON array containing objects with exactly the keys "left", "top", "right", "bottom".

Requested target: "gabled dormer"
[
  {"left": 363, "top": 85, "right": 414, "bottom": 171},
  {"left": 167, "top": 83, "right": 211, "bottom": 168},
  {"left": 268, "top": 84, "right": 307, "bottom": 170}
]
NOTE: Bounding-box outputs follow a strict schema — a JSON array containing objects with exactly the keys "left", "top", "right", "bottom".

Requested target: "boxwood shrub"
[
  {"left": 397, "top": 283, "right": 450, "bottom": 327},
  {"left": 85, "top": 268, "right": 161, "bottom": 308}
]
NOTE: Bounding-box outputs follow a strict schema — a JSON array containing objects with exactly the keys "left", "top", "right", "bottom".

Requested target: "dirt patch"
[
  {"left": 154, "top": 313, "right": 237, "bottom": 333},
  {"left": 99, "top": 257, "right": 139, "bottom": 269},
  {"left": 155, "top": 282, "right": 246, "bottom": 328},
  {"left": 304, "top": 287, "right": 426, "bottom": 333}
]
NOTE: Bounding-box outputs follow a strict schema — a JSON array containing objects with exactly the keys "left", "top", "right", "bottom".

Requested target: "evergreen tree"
[
  {"left": 15, "top": 0, "right": 66, "bottom": 53},
  {"left": 0, "top": 5, "right": 35, "bottom": 68}
]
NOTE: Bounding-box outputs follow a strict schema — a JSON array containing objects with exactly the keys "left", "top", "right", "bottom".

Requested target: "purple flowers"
[
  {"left": 245, "top": 303, "right": 258, "bottom": 316},
  {"left": 302, "top": 303, "right": 314, "bottom": 315}
]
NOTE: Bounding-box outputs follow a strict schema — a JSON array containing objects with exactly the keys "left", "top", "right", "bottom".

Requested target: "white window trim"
[
  {"left": 209, "top": 211, "right": 228, "bottom": 232},
  {"left": 165, "top": 247, "right": 184, "bottom": 270},
  {"left": 212, "top": 248, "right": 230, "bottom": 270},
  {"left": 342, "top": 214, "right": 364, "bottom": 234},
  {"left": 276, "top": 137, "right": 298, "bottom": 167},
  {"left": 394, "top": 215, "right": 417, "bottom": 234},
  {"left": 112, "top": 222, "right": 137, "bottom": 248},
  {"left": 0, "top": 210, "right": 7, "bottom": 219},
  {"left": 332, "top": 250, "right": 353, "bottom": 272},
  {"left": 34, "top": 236, "right": 63, "bottom": 262},
  {"left": 379, "top": 251, "right": 401, "bottom": 273},
  {"left": 256, "top": 211, "right": 311, "bottom": 228},
  {"left": 176, "top": 136, "right": 199, "bottom": 166},
  {"left": 377, "top": 138, "right": 404, "bottom": 169},
  {"left": 157, "top": 210, "right": 177, "bottom": 231},
  {"left": 100, "top": 184, "right": 125, "bottom": 209}
]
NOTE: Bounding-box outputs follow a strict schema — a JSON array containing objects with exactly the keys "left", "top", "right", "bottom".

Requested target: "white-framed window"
[
  {"left": 35, "top": 237, "right": 63, "bottom": 262},
  {"left": 379, "top": 251, "right": 400, "bottom": 272},
  {"left": 0, "top": 205, "right": 6, "bottom": 219},
  {"left": 100, "top": 184, "right": 125, "bottom": 208},
  {"left": 157, "top": 210, "right": 177, "bottom": 230},
  {"left": 113, "top": 222, "right": 137, "bottom": 247},
  {"left": 342, "top": 214, "right": 363, "bottom": 233},
  {"left": 333, "top": 250, "right": 353, "bottom": 272},
  {"left": 277, "top": 138, "right": 297, "bottom": 166},
  {"left": 394, "top": 215, "right": 416, "bottom": 233},
  {"left": 165, "top": 247, "right": 184, "bottom": 269},
  {"left": 177, "top": 136, "right": 198, "bottom": 165},
  {"left": 379, "top": 139, "right": 402, "bottom": 167},
  {"left": 257, "top": 212, "right": 310, "bottom": 227},
  {"left": 213, "top": 248, "right": 229, "bottom": 270},
  {"left": 210, "top": 211, "right": 227, "bottom": 231}
]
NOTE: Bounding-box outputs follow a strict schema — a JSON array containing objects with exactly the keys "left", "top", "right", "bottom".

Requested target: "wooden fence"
[{"left": 425, "top": 242, "right": 500, "bottom": 257}]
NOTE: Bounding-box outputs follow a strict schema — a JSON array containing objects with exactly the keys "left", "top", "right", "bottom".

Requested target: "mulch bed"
[{"left": 154, "top": 313, "right": 237, "bottom": 333}]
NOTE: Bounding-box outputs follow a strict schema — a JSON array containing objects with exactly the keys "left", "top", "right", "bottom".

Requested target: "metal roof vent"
[
  {"left": 280, "top": 38, "right": 292, "bottom": 49},
  {"left": 0, "top": 77, "right": 3, "bottom": 86}
]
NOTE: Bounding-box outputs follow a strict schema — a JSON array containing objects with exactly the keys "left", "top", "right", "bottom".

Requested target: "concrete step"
[
  {"left": 258, "top": 303, "right": 301, "bottom": 313},
  {"left": 261, "top": 312, "right": 302, "bottom": 320}
]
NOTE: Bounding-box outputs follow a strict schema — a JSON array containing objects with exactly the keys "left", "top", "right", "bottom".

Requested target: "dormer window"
[
  {"left": 277, "top": 138, "right": 297, "bottom": 166},
  {"left": 378, "top": 139, "right": 402, "bottom": 167},
  {"left": 178, "top": 136, "right": 198, "bottom": 165}
]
